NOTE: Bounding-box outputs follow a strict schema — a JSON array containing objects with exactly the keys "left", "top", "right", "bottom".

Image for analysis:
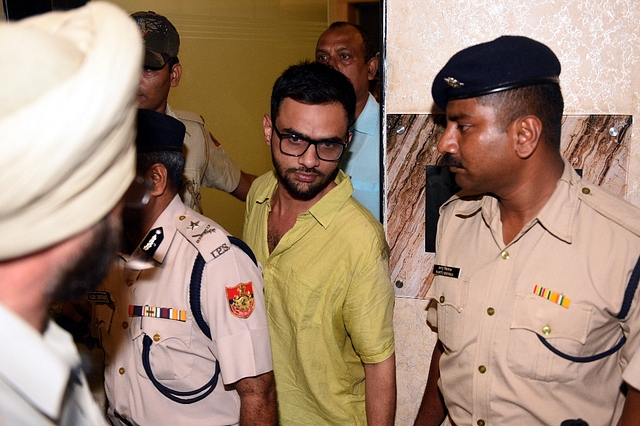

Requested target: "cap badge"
[
  {"left": 444, "top": 77, "right": 465, "bottom": 88},
  {"left": 226, "top": 282, "right": 255, "bottom": 318},
  {"left": 135, "top": 17, "right": 148, "bottom": 37}
]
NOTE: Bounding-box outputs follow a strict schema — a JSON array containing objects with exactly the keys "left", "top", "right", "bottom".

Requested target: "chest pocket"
[
  {"left": 433, "top": 277, "right": 469, "bottom": 352},
  {"left": 507, "top": 293, "right": 596, "bottom": 382},
  {"left": 132, "top": 318, "right": 195, "bottom": 381}
]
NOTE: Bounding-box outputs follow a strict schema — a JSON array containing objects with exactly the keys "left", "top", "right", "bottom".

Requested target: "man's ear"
[
  {"left": 345, "top": 131, "right": 353, "bottom": 148},
  {"left": 145, "top": 163, "right": 169, "bottom": 196},
  {"left": 513, "top": 115, "right": 542, "bottom": 160},
  {"left": 170, "top": 63, "right": 182, "bottom": 88},
  {"left": 263, "top": 114, "right": 273, "bottom": 147},
  {"left": 366, "top": 55, "right": 379, "bottom": 81}
]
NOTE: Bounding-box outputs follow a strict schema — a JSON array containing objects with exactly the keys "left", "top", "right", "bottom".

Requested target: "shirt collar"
[
  {"left": 133, "top": 194, "right": 185, "bottom": 264},
  {"left": 0, "top": 304, "right": 81, "bottom": 421},
  {"left": 352, "top": 93, "right": 379, "bottom": 136},
  {"left": 446, "top": 158, "right": 579, "bottom": 244},
  {"left": 256, "top": 170, "right": 354, "bottom": 229}
]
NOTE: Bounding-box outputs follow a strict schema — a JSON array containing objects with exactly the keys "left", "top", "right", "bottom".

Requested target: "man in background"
[
  {"left": 316, "top": 22, "right": 382, "bottom": 220},
  {"left": 97, "top": 109, "right": 275, "bottom": 425},
  {"left": 414, "top": 35, "right": 640, "bottom": 426},
  {"left": 0, "top": 3, "right": 141, "bottom": 424},
  {"left": 132, "top": 11, "right": 256, "bottom": 212},
  {"left": 244, "top": 62, "right": 396, "bottom": 425}
]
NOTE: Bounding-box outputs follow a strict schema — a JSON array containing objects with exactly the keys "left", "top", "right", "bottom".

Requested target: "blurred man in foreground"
[{"left": 0, "top": 3, "right": 142, "bottom": 424}]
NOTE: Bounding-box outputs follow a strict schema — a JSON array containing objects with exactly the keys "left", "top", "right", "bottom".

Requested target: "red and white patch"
[{"left": 226, "top": 282, "right": 255, "bottom": 318}]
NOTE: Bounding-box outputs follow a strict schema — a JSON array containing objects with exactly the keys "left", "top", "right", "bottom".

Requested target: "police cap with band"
[
  {"left": 432, "top": 35, "right": 561, "bottom": 111},
  {"left": 136, "top": 109, "right": 185, "bottom": 153}
]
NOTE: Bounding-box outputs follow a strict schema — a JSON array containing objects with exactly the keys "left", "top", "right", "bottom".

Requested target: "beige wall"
[
  {"left": 385, "top": 0, "right": 640, "bottom": 423},
  {"left": 110, "top": 0, "right": 327, "bottom": 236}
]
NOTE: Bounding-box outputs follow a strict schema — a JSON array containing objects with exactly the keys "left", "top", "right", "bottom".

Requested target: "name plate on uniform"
[{"left": 433, "top": 264, "right": 460, "bottom": 279}]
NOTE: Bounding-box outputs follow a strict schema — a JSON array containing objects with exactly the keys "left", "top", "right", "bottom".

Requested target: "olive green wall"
[{"left": 110, "top": 0, "right": 328, "bottom": 236}]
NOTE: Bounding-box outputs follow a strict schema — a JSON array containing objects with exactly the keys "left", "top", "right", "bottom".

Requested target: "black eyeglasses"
[{"left": 273, "top": 124, "right": 347, "bottom": 162}]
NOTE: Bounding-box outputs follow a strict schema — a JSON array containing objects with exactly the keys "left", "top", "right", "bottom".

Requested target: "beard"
[
  {"left": 49, "top": 213, "right": 122, "bottom": 302},
  {"left": 272, "top": 152, "right": 340, "bottom": 201}
]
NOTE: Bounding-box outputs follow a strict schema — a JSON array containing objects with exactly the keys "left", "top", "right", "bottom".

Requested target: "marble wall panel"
[{"left": 386, "top": 114, "right": 632, "bottom": 299}]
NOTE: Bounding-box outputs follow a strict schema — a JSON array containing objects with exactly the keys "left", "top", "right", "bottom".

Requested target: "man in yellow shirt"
[{"left": 243, "top": 62, "right": 396, "bottom": 425}]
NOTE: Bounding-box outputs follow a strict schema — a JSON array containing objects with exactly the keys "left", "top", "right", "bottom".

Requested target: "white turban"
[{"left": 0, "top": 2, "right": 143, "bottom": 260}]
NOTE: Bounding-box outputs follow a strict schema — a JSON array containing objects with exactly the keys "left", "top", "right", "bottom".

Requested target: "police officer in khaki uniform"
[
  {"left": 131, "top": 11, "right": 256, "bottom": 212},
  {"left": 414, "top": 36, "right": 640, "bottom": 426},
  {"left": 0, "top": 3, "right": 142, "bottom": 425},
  {"left": 96, "top": 110, "right": 275, "bottom": 426}
]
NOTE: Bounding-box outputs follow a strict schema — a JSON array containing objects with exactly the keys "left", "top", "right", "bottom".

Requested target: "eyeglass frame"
[{"left": 273, "top": 124, "right": 349, "bottom": 162}]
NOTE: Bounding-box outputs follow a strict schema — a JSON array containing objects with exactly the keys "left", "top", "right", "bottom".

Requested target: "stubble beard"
[{"left": 272, "top": 152, "right": 339, "bottom": 201}]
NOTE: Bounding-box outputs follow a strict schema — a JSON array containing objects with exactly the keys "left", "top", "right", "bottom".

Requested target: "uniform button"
[
  {"left": 127, "top": 280, "right": 134, "bottom": 286},
  {"left": 153, "top": 333, "right": 161, "bottom": 342},
  {"left": 477, "top": 420, "right": 485, "bottom": 426},
  {"left": 487, "top": 307, "right": 495, "bottom": 316},
  {"left": 119, "top": 367, "right": 125, "bottom": 375},
  {"left": 478, "top": 365, "right": 486, "bottom": 374},
  {"left": 542, "top": 325, "right": 552, "bottom": 335},
  {"left": 582, "top": 187, "right": 591, "bottom": 195},
  {"left": 179, "top": 215, "right": 186, "bottom": 220},
  {"left": 122, "top": 322, "right": 128, "bottom": 329},
  {"left": 501, "top": 250, "right": 509, "bottom": 260},
  {"left": 439, "top": 295, "right": 445, "bottom": 303}
]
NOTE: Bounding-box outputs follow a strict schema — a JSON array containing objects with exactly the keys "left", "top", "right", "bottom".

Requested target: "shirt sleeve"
[
  {"left": 343, "top": 236, "right": 395, "bottom": 364},
  {"left": 201, "top": 127, "right": 242, "bottom": 193},
  {"left": 201, "top": 242, "right": 272, "bottom": 384}
]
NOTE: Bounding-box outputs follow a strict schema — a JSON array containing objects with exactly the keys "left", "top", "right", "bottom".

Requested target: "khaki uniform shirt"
[
  {"left": 427, "top": 158, "right": 640, "bottom": 425},
  {"left": 0, "top": 304, "right": 108, "bottom": 426},
  {"left": 97, "top": 195, "right": 272, "bottom": 425},
  {"left": 166, "top": 105, "right": 241, "bottom": 212}
]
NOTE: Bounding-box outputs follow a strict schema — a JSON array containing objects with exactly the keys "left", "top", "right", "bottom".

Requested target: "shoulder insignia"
[
  {"left": 578, "top": 183, "right": 640, "bottom": 237},
  {"left": 226, "top": 282, "right": 255, "bottom": 318},
  {"left": 176, "top": 212, "right": 232, "bottom": 262},
  {"left": 172, "top": 109, "right": 205, "bottom": 125}
]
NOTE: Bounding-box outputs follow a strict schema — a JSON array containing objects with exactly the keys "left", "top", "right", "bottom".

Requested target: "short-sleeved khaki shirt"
[
  {"left": 427, "top": 158, "right": 640, "bottom": 425},
  {"left": 166, "top": 105, "right": 241, "bottom": 212}
]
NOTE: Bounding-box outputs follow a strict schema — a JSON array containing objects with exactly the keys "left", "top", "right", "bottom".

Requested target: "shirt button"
[
  {"left": 477, "top": 420, "right": 485, "bottom": 426},
  {"left": 542, "top": 325, "right": 552, "bottom": 335},
  {"left": 501, "top": 250, "right": 509, "bottom": 260},
  {"left": 439, "top": 295, "right": 445, "bottom": 303},
  {"left": 478, "top": 365, "right": 486, "bottom": 374},
  {"left": 487, "top": 307, "right": 495, "bottom": 316},
  {"left": 122, "top": 322, "right": 128, "bottom": 329},
  {"left": 119, "top": 367, "right": 125, "bottom": 375},
  {"left": 127, "top": 280, "right": 134, "bottom": 286},
  {"left": 153, "top": 333, "right": 161, "bottom": 342}
]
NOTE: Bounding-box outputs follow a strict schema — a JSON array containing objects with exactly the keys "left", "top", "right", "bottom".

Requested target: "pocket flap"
[{"left": 511, "top": 293, "right": 592, "bottom": 344}]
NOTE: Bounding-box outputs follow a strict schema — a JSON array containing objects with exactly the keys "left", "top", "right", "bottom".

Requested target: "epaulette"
[
  {"left": 174, "top": 211, "right": 233, "bottom": 263},
  {"left": 578, "top": 181, "right": 640, "bottom": 238},
  {"left": 172, "top": 109, "right": 205, "bottom": 125}
]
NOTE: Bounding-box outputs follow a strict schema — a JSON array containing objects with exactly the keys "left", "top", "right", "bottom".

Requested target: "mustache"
[
  {"left": 287, "top": 166, "right": 324, "bottom": 177},
  {"left": 443, "top": 154, "right": 463, "bottom": 169}
]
